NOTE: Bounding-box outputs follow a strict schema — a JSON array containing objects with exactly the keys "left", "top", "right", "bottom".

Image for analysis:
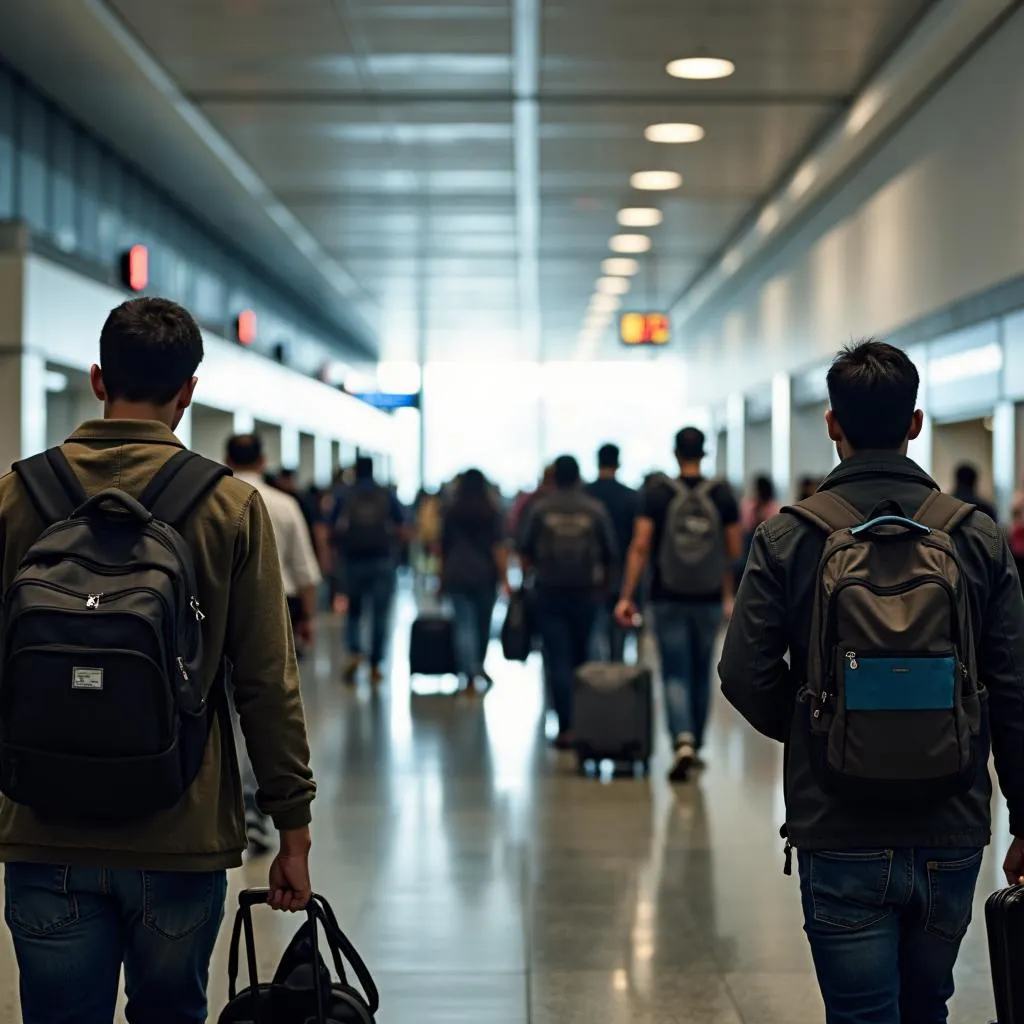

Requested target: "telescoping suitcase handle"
[{"left": 227, "top": 888, "right": 380, "bottom": 1023}]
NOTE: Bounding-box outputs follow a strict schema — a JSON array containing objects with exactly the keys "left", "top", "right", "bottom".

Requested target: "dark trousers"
[
  {"left": 591, "top": 597, "right": 627, "bottom": 662},
  {"left": 450, "top": 587, "right": 497, "bottom": 679},
  {"left": 798, "top": 846, "right": 983, "bottom": 1024},
  {"left": 537, "top": 589, "right": 597, "bottom": 734},
  {"left": 5, "top": 863, "right": 227, "bottom": 1024},
  {"left": 345, "top": 558, "right": 395, "bottom": 666}
]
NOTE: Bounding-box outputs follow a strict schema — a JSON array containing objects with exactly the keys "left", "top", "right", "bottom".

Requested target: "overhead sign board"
[
  {"left": 351, "top": 392, "right": 420, "bottom": 411},
  {"left": 620, "top": 312, "right": 670, "bottom": 346}
]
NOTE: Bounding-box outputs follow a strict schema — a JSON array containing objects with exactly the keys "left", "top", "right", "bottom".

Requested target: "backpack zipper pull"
[
  {"left": 177, "top": 656, "right": 189, "bottom": 682},
  {"left": 846, "top": 651, "right": 858, "bottom": 670},
  {"left": 86, "top": 593, "right": 102, "bottom": 609},
  {"left": 784, "top": 840, "right": 793, "bottom": 877},
  {"left": 190, "top": 597, "right": 205, "bottom": 623}
]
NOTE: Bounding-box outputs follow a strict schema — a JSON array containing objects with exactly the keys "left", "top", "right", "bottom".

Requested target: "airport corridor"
[{"left": 0, "top": 591, "right": 996, "bottom": 1024}]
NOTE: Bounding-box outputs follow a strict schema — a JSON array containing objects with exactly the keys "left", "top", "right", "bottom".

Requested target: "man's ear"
[
  {"left": 89, "top": 364, "right": 107, "bottom": 402},
  {"left": 907, "top": 408, "right": 924, "bottom": 442},
  {"left": 177, "top": 376, "right": 198, "bottom": 414},
  {"left": 825, "top": 409, "right": 843, "bottom": 444}
]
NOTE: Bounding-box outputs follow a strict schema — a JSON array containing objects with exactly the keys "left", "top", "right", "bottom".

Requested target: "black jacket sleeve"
[
  {"left": 980, "top": 537, "right": 1024, "bottom": 836},
  {"left": 718, "top": 524, "right": 796, "bottom": 743}
]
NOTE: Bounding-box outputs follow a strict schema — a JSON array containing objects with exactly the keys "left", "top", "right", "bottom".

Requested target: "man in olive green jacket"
[{"left": 0, "top": 297, "right": 316, "bottom": 1024}]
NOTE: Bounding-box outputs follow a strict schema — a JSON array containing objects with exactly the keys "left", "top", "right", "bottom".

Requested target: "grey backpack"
[
  {"left": 657, "top": 478, "right": 726, "bottom": 596},
  {"left": 791, "top": 489, "right": 984, "bottom": 806}
]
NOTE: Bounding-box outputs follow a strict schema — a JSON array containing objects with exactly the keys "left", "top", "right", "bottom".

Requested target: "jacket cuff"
[{"left": 271, "top": 804, "right": 313, "bottom": 830}]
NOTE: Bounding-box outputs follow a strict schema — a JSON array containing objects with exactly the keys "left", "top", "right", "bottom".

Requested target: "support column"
[
  {"left": 993, "top": 400, "right": 1015, "bottom": 523},
  {"left": 233, "top": 410, "right": 255, "bottom": 434},
  {"left": 280, "top": 425, "right": 301, "bottom": 471},
  {"left": 771, "top": 372, "right": 792, "bottom": 504},
  {"left": 725, "top": 392, "right": 746, "bottom": 492},
  {"left": 314, "top": 435, "right": 333, "bottom": 488}
]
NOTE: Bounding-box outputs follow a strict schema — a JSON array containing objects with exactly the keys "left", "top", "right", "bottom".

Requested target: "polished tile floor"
[{"left": 0, "top": 592, "right": 1009, "bottom": 1021}]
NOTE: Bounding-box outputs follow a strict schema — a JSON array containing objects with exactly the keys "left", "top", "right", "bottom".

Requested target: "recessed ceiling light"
[
  {"left": 602, "top": 257, "right": 640, "bottom": 277},
  {"left": 596, "top": 276, "right": 631, "bottom": 296},
  {"left": 667, "top": 56, "right": 736, "bottom": 80},
  {"left": 630, "top": 170, "right": 682, "bottom": 191},
  {"left": 591, "top": 293, "right": 623, "bottom": 313},
  {"left": 757, "top": 204, "right": 780, "bottom": 234},
  {"left": 789, "top": 162, "right": 819, "bottom": 198},
  {"left": 721, "top": 248, "right": 743, "bottom": 275},
  {"left": 644, "top": 122, "right": 705, "bottom": 145},
  {"left": 617, "top": 207, "right": 663, "bottom": 228},
  {"left": 609, "top": 234, "right": 653, "bottom": 254},
  {"left": 584, "top": 311, "right": 611, "bottom": 330}
]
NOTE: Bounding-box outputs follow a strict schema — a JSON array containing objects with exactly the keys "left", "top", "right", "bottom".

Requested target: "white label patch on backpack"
[{"left": 72, "top": 667, "right": 103, "bottom": 691}]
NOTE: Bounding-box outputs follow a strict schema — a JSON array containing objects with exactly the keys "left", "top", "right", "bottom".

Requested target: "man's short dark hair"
[
  {"left": 553, "top": 455, "right": 581, "bottom": 488},
  {"left": 826, "top": 340, "right": 919, "bottom": 451},
  {"left": 355, "top": 455, "right": 375, "bottom": 480},
  {"left": 675, "top": 427, "right": 706, "bottom": 461},
  {"left": 597, "top": 443, "right": 620, "bottom": 470},
  {"left": 955, "top": 463, "right": 979, "bottom": 490},
  {"left": 99, "top": 297, "right": 204, "bottom": 404},
  {"left": 226, "top": 434, "right": 263, "bottom": 468}
]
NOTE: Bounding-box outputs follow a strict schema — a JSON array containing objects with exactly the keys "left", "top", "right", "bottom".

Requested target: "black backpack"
[
  {"left": 1, "top": 446, "right": 230, "bottom": 822},
  {"left": 536, "top": 505, "right": 601, "bottom": 589},
  {"left": 338, "top": 486, "right": 393, "bottom": 558},
  {"left": 221, "top": 889, "right": 379, "bottom": 1024}
]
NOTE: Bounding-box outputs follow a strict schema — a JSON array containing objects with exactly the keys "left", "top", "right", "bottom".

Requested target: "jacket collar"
[
  {"left": 67, "top": 419, "right": 186, "bottom": 448},
  {"left": 819, "top": 450, "right": 938, "bottom": 492}
]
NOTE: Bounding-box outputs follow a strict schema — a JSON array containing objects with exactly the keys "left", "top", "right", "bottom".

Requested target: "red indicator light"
[
  {"left": 121, "top": 245, "right": 149, "bottom": 292},
  {"left": 236, "top": 309, "right": 257, "bottom": 346}
]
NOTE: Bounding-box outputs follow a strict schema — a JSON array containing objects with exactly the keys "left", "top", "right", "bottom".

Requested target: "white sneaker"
[{"left": 669, "top": 740, "right": 696, "bottom": 783}]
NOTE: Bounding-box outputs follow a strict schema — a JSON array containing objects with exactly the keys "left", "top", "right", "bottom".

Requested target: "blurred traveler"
[
  {"left": 615, "top": 427, "right": 741, "bottom": 781},
  {"left": 720, "top": 340, "right": 1024, "bottom": 1024},
  {"left": 226, "top": 434, "right": 322, "bottom": 853},
  {"left": 509, "top": 463, "right": 555, "bottom": 540},
  {"left": 333, "top": 455, "right": 405, "bottom": 685},
  {"left": 441, "top": 469, "right": 508, "bottom": 694},
  {"left": 414, "top": 487, "right": 443, "bottom": 577},
  {"left": 586, "top": 443, "right": 639, "bottom": 661},
  {"left": 953, "top": 461, "right": 999, "bottom": 523},
  {"left": 1011, "top": 479, "right": 1024, "bottom": 584},
  {"left": 519, "top": 455, "right": 617, "bottom": 748},
  {"left": 740, "top": 474, "right": 781, "bottom": 535},
  {"left": 0, "top": 298, "right": 315, "bottom": 1023},
  {"left": 797, "top": 475, "right": 822, "bottom": 502}
]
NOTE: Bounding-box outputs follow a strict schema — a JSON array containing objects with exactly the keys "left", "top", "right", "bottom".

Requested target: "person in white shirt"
[
  {"left": 225, "top": 433, "right": 322, "bottom": 854},
  {"left": 226, "top": 434, "right": 322, "bottom": 648}
]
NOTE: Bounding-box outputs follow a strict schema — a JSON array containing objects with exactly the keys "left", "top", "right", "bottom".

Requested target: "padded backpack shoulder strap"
[
  {"left": 783, "top": 491, "right": 864, "bottom": 534},
  {"left": 12, "top": 447, "right": 88, "bottom": 525},
  {"left": 914, "top": 490, "right": 976, "bottom": 534},
  {"left": 137, "top": 450, "right": 231, "bottom": 528}
]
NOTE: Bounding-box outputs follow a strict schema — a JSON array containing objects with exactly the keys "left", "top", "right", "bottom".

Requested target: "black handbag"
[
  {"left": 501, "top": 589, "right": 532, "bottom": 662},
  {"left": 219, "top": 889, "right": 379, "bottom": 1024}
]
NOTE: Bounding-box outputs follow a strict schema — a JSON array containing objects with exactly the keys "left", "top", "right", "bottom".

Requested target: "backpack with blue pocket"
[{"left": 789, "top": 489, "right": 985, "bottom": 806}]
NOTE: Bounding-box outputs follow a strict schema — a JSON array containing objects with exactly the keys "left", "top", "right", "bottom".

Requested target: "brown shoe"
[{"left": 342, "top": 655, "right": 362, "bottom": 685}]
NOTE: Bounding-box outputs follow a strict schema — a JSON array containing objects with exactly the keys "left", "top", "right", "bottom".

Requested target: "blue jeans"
[
  {"left": 798, "top": 847, "right": 984, "bottom": 1024},
  {"left": 450, "top": 588, "right": 497, "bottom": 679},
  {"left": 590, "top": 599, "right": 627, "bottom": 662},
  {"left": 537, "top": 590, "right": 597, "bottom": 734},
  {"left": 345, "top": 558, "right": 396, "bottom": 666},
  {"left": 652, "top": 601, "right": 723, "bottom": 748},
  {"left": 4, "top": 862, "right": 227, "bottom": 1024}
]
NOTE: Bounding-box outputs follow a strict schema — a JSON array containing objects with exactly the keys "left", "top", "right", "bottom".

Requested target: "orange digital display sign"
[
  {"left": 121, "top": 244, "right": 149, "bottom": 292},
  {"left": 236, "top": 309, "right": 258, "bottom": 346},
  {"left": 620, "top": 312, "right": 670, "bottom": 346}
]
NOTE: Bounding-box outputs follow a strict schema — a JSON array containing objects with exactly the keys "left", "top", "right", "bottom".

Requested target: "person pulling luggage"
[
  {"left": 518, "top": 455, "right": 618, "bottom": 749},
  {"left": 615, "top": 427, "right": 741, "bottom": 781}
]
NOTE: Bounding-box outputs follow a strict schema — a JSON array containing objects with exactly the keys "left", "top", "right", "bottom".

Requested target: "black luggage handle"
[
  {"left": 73, "top": 489, "right": 154, "bottom": 525},
  {"left": 227, "top": 889, "right": 379, "bottom": 1021}
]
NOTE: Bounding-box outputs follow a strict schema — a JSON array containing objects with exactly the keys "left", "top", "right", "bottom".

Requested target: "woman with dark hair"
[
  {"left": 441, "top": 469, "right": 508, "bottom": 694},
  {"left": 738, "top": 474, "right": 781, "bottom": 578}
]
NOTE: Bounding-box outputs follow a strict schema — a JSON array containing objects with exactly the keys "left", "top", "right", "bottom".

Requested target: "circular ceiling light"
[
  {"left": 590, "top": 293, "right": 623, "bottom": 313},
  {"left": 757, "top": 204, "right": 780, "bottom": 234},
  {"left": 602, "top": 257, "right": 640, "bottom": 277},
  {"left": 789, "top": 162, "right": 819, "bottom": 199},
  {"left": 617, "top": 207, "right": 663, "bottom": 228},
  {"left": 609, "top": 234, "right": 653, "bottom": 254},
  {"left": 666, "top": 56, "right": 735, "bottom": 80},
  {"left": 596, "top": 276, "right": 631, "bottom": 296},
  {"left": 644, "top": 122, "right": 705, "bottom": 144},
  {"left": 630, "top": 170, "right": 682, "bottom": 192}
]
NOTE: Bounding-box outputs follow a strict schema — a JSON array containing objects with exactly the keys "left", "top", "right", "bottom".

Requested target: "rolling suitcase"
[
  {"left": 409, "top": 614, "right": 457, "bottom": 676},
  {"left": 573, "top": 662, "right": 653, "bottom": 771},
  {"left": 986, "top": 886, "right": 1024, "bottom": 1022}
]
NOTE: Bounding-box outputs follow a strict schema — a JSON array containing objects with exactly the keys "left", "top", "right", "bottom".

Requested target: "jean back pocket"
[{"left": 807, "top": 850, "right": 894, "bottom": 931}]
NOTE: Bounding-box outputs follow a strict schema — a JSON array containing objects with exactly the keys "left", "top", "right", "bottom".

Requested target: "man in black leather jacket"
[{"left": 719, "top": 340, "right": 1024, "bottom": 1024}]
